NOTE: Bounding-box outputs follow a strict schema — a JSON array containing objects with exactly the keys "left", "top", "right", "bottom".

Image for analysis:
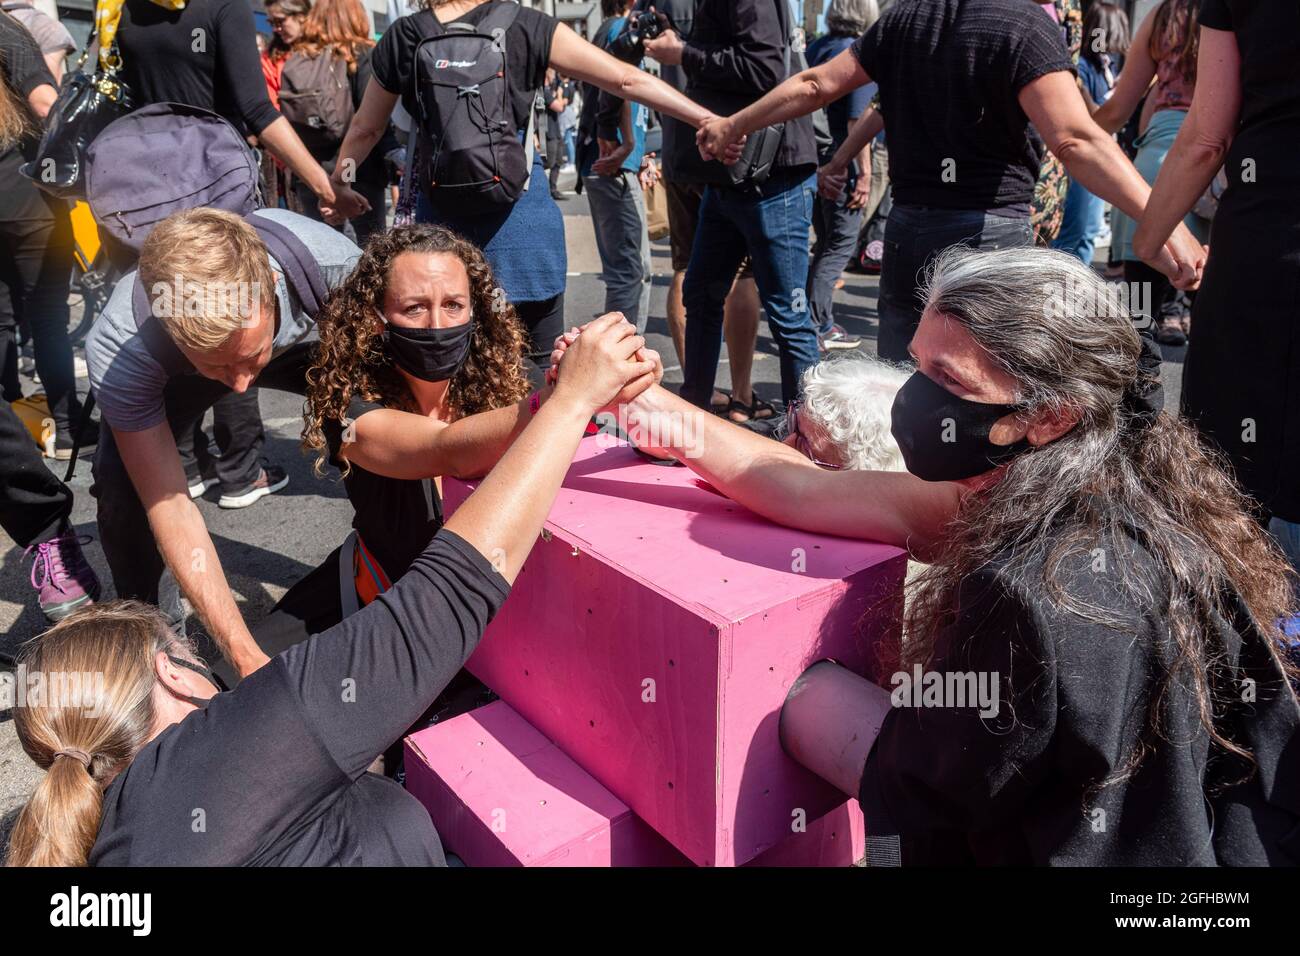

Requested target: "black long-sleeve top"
[
  {"left": 116, "top": 0, "right": 281, "bottom": 136},
  {"left": 859, "top": 504, "right": 1300, "bottom": 866},
  {"left": 668, "top": 0, "right": 816, "bottom": 184},
  {"left": 90, "top": 531, "right": 509, "bottom": 866}
]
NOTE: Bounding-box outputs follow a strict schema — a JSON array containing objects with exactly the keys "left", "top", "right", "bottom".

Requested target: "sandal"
[
  {"left": 726, "top": 394, "right": 778, "bottom": 424},
  {"left": 710, "top": 389, "right": 731, "bottom": 412},
  {"left": 1155, "top": 315, "right": 1187, "bottom": 347}
]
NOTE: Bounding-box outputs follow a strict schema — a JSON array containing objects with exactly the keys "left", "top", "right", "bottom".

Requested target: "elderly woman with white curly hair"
[{"left": 780, "top": 355, "right": 908, "bottom": 472}]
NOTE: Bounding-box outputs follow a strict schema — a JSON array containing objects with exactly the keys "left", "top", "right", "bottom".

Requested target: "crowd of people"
[{"left": 0, "top": 0, "right": 1297, "bottom": 868}]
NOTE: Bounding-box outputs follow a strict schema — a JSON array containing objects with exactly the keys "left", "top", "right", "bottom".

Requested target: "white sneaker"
[
  {"left": 188, "top": 476, "right": 219, "bottom": 499},
  {"left": 218, "top": 465, "right": 289, "bottom": 509}
]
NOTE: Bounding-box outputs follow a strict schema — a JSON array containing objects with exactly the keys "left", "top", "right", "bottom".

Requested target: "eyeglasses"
[
  {"left": 267, "top": 15, "right": 295, "bottom": 27},
  {"left": 786, "top": 401, "right": 844, "bottom": 471}
]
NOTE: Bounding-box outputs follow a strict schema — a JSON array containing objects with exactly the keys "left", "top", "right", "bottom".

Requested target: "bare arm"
[
  {"left": 340, "top": 390, "right": 552, "bottom": 482},
  {"left": 446, "top": 314, "right": 653, "bottom": 583},
  {"left": 698, "top": 48, "right": 871, "bottom": 158},
  {"left": 828, "top": 106, "right": 883, "bottom": 174},
  {"left": 1019, "top": 70, "right": 1205, "bottom": 289},
  {"left": 26, "top": 82, "right": 57, "bottom": 120},
  {"left": 258, "top": 116, "right": 336, "bottom": 204},
  {"left": 1091, "top": 8, "right": 1158, "bottom": 134},
  {"left": 780, "top": 660, "right": 892, "bottom": 797},
  {"left": 42, "top": 51, "right": 64, "bottom": 84},
  {"left": 329, "top": 78, "right": 398, "bottom": 201},
  {"left": 621, "top": 385, "right": 962, "bottom": 560},
  {"left": 547, "top": 22, "right": 713, "bottom": 128},
  {"left": 1133, "top": 26, "right": 1241, "bottom": 262},
  {"left": 114, "top": 425, "right": 268, "bottom": 675}
]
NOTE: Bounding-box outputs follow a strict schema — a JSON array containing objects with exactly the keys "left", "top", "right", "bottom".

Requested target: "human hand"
[
  {"left": 818, "top": 162, "right": 848, "bottom": 201},
  {"left": 696, "top": 115, "right": 745, "bottom": 164},
  {"left": 1150, "top": 222, "right": 1207, "bottom": 291},
  {"left": 593, "top": 136, "right": 633, "bottom": 176},
  {"left": 638, "top": 155, "right": 660, "bottom": 189},
  {"left": 552, "top": 313, "right": 654, "bottom": 415},
  {"left": 846, "top": 174, "right": 871, "bottom": 211},
  {"left": 643, "top": 28, "right": 685, "bottom": 66},
  {"left": 549, "top": 322, "right": 663, "bottom": 411},
  {"left": 326, "top": 183, "right": 371, "bottom": 222}
]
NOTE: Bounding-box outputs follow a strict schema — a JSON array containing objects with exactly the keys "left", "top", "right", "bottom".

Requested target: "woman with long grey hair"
[{"left": 573, "top": 245, "right": 1300, "bottom": 864}]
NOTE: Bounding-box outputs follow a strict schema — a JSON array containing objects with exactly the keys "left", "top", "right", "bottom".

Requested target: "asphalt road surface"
[{"left": 0, "top": 178, "right": 1187, "bottom": 843}]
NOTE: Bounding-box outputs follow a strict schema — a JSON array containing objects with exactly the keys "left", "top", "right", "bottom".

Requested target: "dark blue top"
[{"left": 1077, "top": 56, "right": 1111, "bottom": 107}]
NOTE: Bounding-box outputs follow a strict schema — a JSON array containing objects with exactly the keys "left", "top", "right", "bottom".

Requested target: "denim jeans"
[
  {"left": 584, "top": 170, "right": 652, "bottom": 333},
  {"left": 809, "top": 186, "right": 864, "bottom": 337},
  {"left": 1052, "top": 179, "right": 1106, "bottom": 265},
  {"left": 682, "top": 168, "right": 821, "bottom": 407},
  {"left": 878, "top": 203, "right": 1034, "bottom": 362}
]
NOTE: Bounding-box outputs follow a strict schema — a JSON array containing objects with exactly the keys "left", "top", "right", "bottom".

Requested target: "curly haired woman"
[{"left": 251, "top": 223, "right": 659, "bottom": 663}]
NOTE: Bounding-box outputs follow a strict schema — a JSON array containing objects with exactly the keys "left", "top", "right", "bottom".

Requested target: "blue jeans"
[
  {"left": 682, "top": 169, "right": 821, "bottom": 407},
  {"left": 878, "top": 204, "right": 1034, "bottom": 362},
  {"left": 1052, "top": 179, "right": 1105, "bottom": 264}
]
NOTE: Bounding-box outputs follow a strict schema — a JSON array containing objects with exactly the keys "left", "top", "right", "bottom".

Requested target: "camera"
[{"left": 608, "top": 5, "right": 673, "bottom": 64}]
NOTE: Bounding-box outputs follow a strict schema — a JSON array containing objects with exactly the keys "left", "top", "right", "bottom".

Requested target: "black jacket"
[
  {"left": 669, "top": 0, "right": 816, "bottom": 185},
  {"left": 860, "top": 503, "right": 1300, "bottom": 866}
]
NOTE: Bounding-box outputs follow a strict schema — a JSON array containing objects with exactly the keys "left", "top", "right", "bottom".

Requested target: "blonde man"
[{"left": 86, "top": 207, "right": 362, "bottom": 677}]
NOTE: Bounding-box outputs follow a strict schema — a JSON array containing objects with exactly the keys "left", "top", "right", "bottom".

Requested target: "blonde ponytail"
[{"left": 5, "top": 601, "right": 177, "bottom": 867}]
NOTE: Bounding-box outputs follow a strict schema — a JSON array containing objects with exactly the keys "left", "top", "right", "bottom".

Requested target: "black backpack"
[
  {"left": 279, "top": 49, "right": 356, "bottom": 158},
  {"left": 411, "top": 1, "right": 531, "bottom": 215}
]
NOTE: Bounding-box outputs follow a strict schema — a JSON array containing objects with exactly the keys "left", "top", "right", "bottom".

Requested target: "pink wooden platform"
[
  {"left": 404, "top": 700, "right": 865, "bottom": 867},
  {"left": 442, "top": 437, "right": 905, "bottom": 866},
  {"left": 405, "top": 702, "right": 689, "bottom": 866}
]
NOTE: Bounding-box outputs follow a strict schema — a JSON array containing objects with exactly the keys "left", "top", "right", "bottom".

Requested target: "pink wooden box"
[
  {"left": 442, "top": 437, "right": 905, "bottom": 866},
  {"left": 404, "top": 699, "right": 865, "bottom": 867},
  {"left": 404, "top": 701, "right": 689, "bottom": 866}
]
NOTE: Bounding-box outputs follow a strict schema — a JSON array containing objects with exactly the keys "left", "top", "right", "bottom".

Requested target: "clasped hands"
[{"left": 545, "top": 313, "right": 663, "bottom": 415}]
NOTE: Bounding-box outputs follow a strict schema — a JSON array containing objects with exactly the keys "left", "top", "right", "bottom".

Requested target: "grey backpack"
[
  {"left": 279, "top": 50, "right": 356, "bottom": 156},
  {"left": 84, "top": 102, "right": 260, "bottom": 253}
]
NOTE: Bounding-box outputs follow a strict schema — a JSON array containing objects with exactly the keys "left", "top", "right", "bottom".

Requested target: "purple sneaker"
[{"left": 26, "top": 527, "right": 102, "bottom": 622}]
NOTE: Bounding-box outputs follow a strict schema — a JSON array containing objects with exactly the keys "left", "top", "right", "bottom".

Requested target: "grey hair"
[
  {"left": 898, "top": 244, "right": 1298, "bottom": 798},
  {"left": 825, "top": 0, "right": 880, "bottom": 37},
  {"left": 782, "top": 354, "right": 909, "bottom": 471},
  {"left": 921, "top": 244, "right": 1139, "bottom": 430}
]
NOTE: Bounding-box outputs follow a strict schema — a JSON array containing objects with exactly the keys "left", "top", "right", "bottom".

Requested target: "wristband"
[{"left": 528, "top": 391, "right": 541, "bottom": 415}]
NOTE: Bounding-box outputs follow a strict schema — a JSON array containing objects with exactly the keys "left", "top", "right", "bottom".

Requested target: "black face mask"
[
  {"left": 890, "top": 370, "right": 1031, "bottom": 482},
  {"left": 381, "top": 314, "right": 475, "bottom": 382}
]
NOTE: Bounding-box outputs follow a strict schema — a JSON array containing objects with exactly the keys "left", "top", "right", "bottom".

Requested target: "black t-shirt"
[
  {"left": 91, "top": 531, "right": 509, "bottom": 865},
  {"left": 321, "top": 396, "right": 444, "bottom": 583},
  {"left": 0, "top": 12, "right": 52, "bottom": 169},
  {"left": 858, "top": 506, "right": 1300, "bottom": 866},
  {"left": 0, "top": 11, "right": 60, "bottom": 221},
  {"left": 1198, "top": 0, "right": 1300, "bottom": 195},
  {"left": 853, "top": 0, "right": 1074, "bottom": 213},
  {"left": 116, "top": 0, "right": 281, "bottom": 135},
  {"left": 372, "top": 2, "right": 557, "bottom": 135},
  {"left": 544, "top": 75, "right": 573, "bottom": 141}
]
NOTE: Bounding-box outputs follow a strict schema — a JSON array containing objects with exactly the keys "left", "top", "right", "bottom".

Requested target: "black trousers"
[
  {"left": 90, "top": 342, "right": 315, "bottom": 625},
  {"left": 516, "top": 292, "right": 566, "bottom": 389},
  {"left": 175, "top": 387, "right": 266, "bottom": 492},
  {"left": 0, "top": 399, "right": 72, "bottom": 547},
  {"left": 0, "top": 184, "right": 77, "bottom": 428}
]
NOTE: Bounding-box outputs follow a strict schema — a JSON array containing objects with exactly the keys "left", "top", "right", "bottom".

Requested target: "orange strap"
[{"left": 351, "top": 532, "right": 392, "bottom": 607}]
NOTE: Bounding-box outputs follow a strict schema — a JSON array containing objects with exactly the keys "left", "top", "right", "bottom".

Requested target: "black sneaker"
[{"left": 218, "top": 464, "right": 289, "bottom": 509}]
